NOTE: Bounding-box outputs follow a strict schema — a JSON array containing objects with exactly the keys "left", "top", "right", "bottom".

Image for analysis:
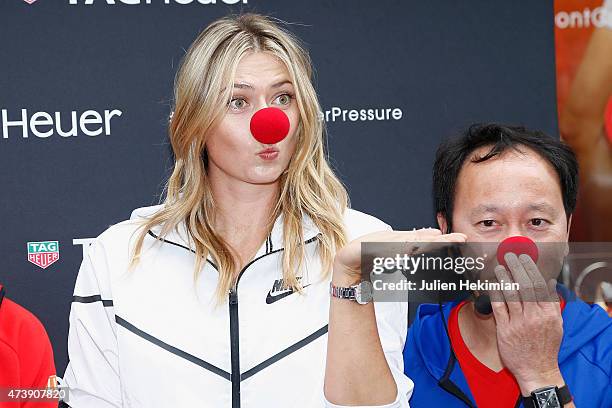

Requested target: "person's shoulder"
[
  {"left": 342, "top": 208, "right": 392, "bottom": 240},
  {"left": 129, "top": 204, "right": 164, "bottom": 221},
  {"left": 564, "top": 300, "right": 612, "bottom": 378},
  {"left": 582, "top": 304, "right": 612, "bottom": 374},
  {"left": 84, "top": 204, "right": 164, "bottom": 261},
  {"left": 96, "top": 204, "right": 163, "bottom": 243}
]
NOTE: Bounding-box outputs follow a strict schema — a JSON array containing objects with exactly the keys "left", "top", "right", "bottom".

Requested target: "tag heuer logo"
[{"left": 27, "top": 241, "right": 60, "bottom": 269}]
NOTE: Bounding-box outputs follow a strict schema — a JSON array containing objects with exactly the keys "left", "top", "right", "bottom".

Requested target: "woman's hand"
[
  {"left": 325, "top": 228, "right": 467, "bottom": 406},
  {"left": 333, "top": 228, "right": 468, "bottom": 279}
]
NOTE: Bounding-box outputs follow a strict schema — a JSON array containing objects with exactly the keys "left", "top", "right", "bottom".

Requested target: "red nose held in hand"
[
  {"left": 250, "top": 107, "right": 290, "bottom": 144},
  {"left": 496, "top": 235, "right": 539, "bottom": 268}
]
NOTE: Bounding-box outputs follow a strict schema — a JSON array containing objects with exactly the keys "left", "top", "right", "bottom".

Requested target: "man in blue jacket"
[{"left": 403, "top": 124, "right": 611, "bottom": 408}]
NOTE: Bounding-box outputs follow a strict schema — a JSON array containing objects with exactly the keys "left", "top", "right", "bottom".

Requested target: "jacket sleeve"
[
  {"left": 375, "top": 300, "right": 413, "bottom": 407},
  {"left": 374, "top": 224, "right": 414, "bottom": 408},
  {"left": 61, "top": 239, "right": 122, "bottom": 408},
  {"left": 363, "top": 222, "right": 414, "bottom": 407},
  {"left": 323, "top": 292, "right": 413, "bottom": 408}
]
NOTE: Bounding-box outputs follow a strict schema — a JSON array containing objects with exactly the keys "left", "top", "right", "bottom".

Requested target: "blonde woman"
[{"left": 60, "top": 13, "right": 444, "bottom": 408}]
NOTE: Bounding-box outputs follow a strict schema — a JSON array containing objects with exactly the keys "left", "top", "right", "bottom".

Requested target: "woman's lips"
[{"left": 257, "top": 148, "right": 279, "bottom": 160}]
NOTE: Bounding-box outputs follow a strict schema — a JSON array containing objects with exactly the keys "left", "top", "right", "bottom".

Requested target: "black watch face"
[{"left": 534, "top": 388, "right": 561, "bottom": 408}]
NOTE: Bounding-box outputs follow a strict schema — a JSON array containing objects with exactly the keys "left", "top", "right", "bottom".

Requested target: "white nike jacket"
[{"left": 61, "top": 205, "right": 413, "bottom": 408}]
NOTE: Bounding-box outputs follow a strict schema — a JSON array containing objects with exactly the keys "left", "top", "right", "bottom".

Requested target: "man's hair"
[{"left": 433, "top": 123, "right": 579, "bottom": 232}]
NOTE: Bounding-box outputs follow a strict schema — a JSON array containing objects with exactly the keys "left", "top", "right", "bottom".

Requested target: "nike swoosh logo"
[{"left": 266, "top": 284, "right": 311, "bottom": 304}]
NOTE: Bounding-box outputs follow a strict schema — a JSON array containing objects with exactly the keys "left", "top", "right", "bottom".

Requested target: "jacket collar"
[
  {"left": 427, "top": 302, "right": 477, "bottom": 407},
  {"left": 136, "top": 205, "right": 321, "bottom": 257},
  {"left": 267, "top": 212, "right": 321, "bottom": 253}
]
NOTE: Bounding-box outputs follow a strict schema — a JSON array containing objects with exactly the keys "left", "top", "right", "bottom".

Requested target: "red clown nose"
[
  {"left": 250, "top": 107, "right": 290, "bottom": 144},
  {"left": 496, "top": 236, "right": 539, "bottom": 268}
]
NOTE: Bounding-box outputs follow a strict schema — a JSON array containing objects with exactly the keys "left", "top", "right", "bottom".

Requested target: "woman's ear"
[{"left": 437, "top": 212, "right": 448, "bottom": 233}]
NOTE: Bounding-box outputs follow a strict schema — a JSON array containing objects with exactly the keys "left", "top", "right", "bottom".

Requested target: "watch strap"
[
  {"left": 329, "top": 282, "right": 358, "bottom": 301},
  {"left": 330, "top": 281, "right": 374, "bottom": 304},
  {"left": 522, "top": 384, "right": 572, "bottom": 408},
  {"left": 522, "top": 395, "right": 535, "bottom": 408},
  {"left": 557, "top": 385, "right": 572, "bottom": 405}
]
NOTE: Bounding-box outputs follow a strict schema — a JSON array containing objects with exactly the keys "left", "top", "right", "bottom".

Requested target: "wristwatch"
[
  {"left": 522, "top": 384, "right": 572, "bottom": 408},
  {"left": 329, "top": 281, "right": 373, "bottom": 305}
]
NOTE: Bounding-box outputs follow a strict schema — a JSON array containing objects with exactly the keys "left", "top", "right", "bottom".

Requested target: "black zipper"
[
  {"left": 148, "top": 228, "right": 320, "bottom": 407},
  {"left": 227, "top": 235, "right": 319, "bottom": 408},
  {"left": 229, "top": 288, "right": 240, "bottom": 408},
  {"left": 228, "top": 248, "right": 285, "bottom": 408},
  {"left": 437, "top": 352, "right": 476, "bottom": 408}
]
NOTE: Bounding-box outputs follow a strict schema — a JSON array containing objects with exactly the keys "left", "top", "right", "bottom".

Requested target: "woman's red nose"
[{"left": 250, "top": 107, "right": 290, "bottom": 144}]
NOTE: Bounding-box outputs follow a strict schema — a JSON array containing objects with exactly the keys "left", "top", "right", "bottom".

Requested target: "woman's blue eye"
[
  {"left": 229, "top": 98, "right": 246, "bottom": 110},
  {"left": 274, "top": 94, "right": 292, "bottom": 106}
]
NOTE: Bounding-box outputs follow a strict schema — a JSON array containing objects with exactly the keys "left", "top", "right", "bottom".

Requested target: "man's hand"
[{"left": 491, "top": 253, "right": 567, "bottom": 397}]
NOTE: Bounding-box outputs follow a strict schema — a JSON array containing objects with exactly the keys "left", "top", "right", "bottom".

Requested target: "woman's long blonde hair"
[{"left": 130, "top": 13, "right": 348, "bottom": 302}]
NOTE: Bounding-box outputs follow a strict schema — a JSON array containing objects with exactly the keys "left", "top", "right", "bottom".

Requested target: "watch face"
[
  {"left": 533, "top": 388, "right": 561, "bottom": 408},
  {"left": 355, "top": 281, "right": 373, "bottom": 304}
]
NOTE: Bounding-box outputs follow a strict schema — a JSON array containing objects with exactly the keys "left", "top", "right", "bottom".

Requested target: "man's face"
[
  {"left": 438, "top": 146, "right": 569, "bottom": 298},
  {"left": 437, "top": 145, "right": 571, "bottom": 281},
  {"left": 440, "top": 145, "right": 569, "bottom": 243}
]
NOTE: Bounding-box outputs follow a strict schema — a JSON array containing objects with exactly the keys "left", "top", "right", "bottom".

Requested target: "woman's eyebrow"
[
  {"left": 233, "top": 82, "right": 253, "bottom": 89},
  {"left": 270, "top": 80, "right": 292, "bottom": 88},
  {"left": 232, "top": 80, "right": 293, "bottom": 90}
]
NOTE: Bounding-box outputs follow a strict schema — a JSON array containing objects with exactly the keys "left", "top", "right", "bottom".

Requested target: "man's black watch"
[{"left": 522, "top": 384, "right": 572, "bottom": 408}]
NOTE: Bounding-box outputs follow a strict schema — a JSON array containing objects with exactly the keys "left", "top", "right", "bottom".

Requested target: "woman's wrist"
[{"left": 331, "top": 260, "right": 362, "bottom": 286}]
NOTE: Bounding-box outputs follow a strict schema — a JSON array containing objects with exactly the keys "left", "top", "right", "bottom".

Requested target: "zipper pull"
[{"left": 229, "top": 288, "right": 238, "bottom": 305}]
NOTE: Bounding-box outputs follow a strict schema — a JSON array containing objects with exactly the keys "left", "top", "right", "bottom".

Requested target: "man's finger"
[
  {"left": 404, "top": 233, "right": 466, "bottom": 255},
  {"left": 504, "top": 252, "right": 536, "bottom": 303},
  {"left": 518, "top": 253, "right": 550, "bottom": 302},
  {"left": 413, "top": 228, "right": 442, "bottom": 241},
  {"left": 547, "top": 279, "right": 560, "bottom": 304},
  {"left": 494, "top": 264, "right": 523, "bottom": 317},
  {"left": 490, "top": 290, "right": 510, "bottom": 325},
  {"left": 433, "top": 233, "right": 468, "bottom": 242}
]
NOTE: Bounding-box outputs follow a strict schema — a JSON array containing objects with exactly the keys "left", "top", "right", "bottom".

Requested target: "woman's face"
[{"left": 206, "top": 51, "right": 300, "bottom": 185}]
